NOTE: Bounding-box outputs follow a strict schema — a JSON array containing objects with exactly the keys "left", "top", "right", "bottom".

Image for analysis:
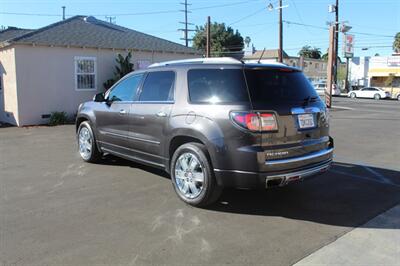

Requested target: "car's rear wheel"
[
  {"left": 77, "top": 121, "right": 102, "bottom": 163},
  {"left": 170, "top": 143, "right": 222, "bottom": 207},
  {"left": 374, "top": 93, "right": 381, "bottom": 100},
  {"left": 350, "top": 92, "right": 356, "bottom": 99}
]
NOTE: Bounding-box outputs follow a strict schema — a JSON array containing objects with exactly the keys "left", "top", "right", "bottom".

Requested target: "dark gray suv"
[{"left": 76, "top": 58, "right": 334, "bottom": 206}]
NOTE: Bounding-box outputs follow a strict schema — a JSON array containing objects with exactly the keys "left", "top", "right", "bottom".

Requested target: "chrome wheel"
[
  {"left": 174, "top": 152, "right": 205, "bottom": 199},
  {"left": 78, "top": 127, "right": 92, "bottom": 160},
  {"left": 350, "top": 93, "right": 356, "bottom": 99}
]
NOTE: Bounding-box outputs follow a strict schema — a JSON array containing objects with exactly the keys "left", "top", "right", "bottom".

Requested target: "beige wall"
[
  {"left": 10, "top": 45, "right": 196, "bottom": 126},
  {"left": 0, "top": 47, "right": 19, "bottom": 125},
  {"left": 284, "top": 58, "right": 328, "bottom": 82}
]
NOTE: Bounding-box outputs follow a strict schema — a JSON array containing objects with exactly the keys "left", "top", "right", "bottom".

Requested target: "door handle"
[
  {"left": 156, "top": 111, "right": 167, "bottom": 117},
  {"left": 119, "top": 109, "right": 127, "bottom": 115}
]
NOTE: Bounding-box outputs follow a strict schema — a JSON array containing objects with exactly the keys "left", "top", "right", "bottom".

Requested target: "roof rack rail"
[
  {"left": 148, "top": 57, "right": 243, "bottom": 68},
  {"left": 244, "top": 60, "right": 287, "bottom": 66}
]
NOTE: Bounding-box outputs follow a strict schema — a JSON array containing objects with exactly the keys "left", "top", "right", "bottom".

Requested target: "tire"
[
  {"left": 397, "top": 95, "right": 400, "bottom": 101},
  {"left": 350, "top": 93, "right": 356, "bottom": 99},
  {"left": 170, "top": 143, "right": 222, "bottom": 207},
  {"left": 374, "top": 94, "right": 381, "bottom": 100},
  {"left": 77, "top": 121, "right": 102, "bottom": 163}
]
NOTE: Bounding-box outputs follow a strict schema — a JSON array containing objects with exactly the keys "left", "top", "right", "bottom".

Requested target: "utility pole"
[
  {"left": 62, "top": 6, "right": 66, "bottom": 20},
  {"left": 105, "top": 16, "right": 116, "bottom": 24},
  {"left": 179, "top": 0, "right": 194, "bottom": 47},
  {"left": 326, "top": 25, "right": 337, "bottom": 108},
  {"left": 334, "top": 0, "right": 339, "bottom": 85},
  {"left": 278, "top": 0, "right": 283, "bottom": 63},
  {"left": 206, "top": 16, "right": 211, "bottom": 58}
]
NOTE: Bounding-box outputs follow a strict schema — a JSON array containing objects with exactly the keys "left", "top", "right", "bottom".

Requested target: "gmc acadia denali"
[{"left": 76, "top": 58, "right": 334, "bottom": 206}]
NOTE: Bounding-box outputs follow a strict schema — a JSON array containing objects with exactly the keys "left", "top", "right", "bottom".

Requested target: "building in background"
[
  {"left": 349, "top": 57, "right": 370, "bottom": 88},
  {"left": 0, "top": 16, "right": 199, "bottom": 126},
  {"left": 243, "top": 49, "right": 331, "bottom": 84},
  {"left": 349, "top": 55, "right": 400, "bottom": 97}
]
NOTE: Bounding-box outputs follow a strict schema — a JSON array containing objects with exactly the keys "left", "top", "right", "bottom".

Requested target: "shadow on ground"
[{"left": 99, "top": 156, "right": 400, "bottom": 229}]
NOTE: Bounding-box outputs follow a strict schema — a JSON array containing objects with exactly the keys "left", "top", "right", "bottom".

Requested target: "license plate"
[{"left": 298, "top": 113, "right": 315, "bottom": 129}]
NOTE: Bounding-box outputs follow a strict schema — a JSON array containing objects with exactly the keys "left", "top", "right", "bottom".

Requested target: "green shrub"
[{"left": 49, "top": 111, "right": 68, "bottom": 126}]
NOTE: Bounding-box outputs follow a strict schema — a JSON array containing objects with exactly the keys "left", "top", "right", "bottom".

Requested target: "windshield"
[{"left": 245, "top": 68, "right": 319, "bottom": 104}]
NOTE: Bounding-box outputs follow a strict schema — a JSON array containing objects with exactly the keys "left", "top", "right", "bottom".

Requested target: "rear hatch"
[{"left": 244, "top": 66, "right": 331, "bottom": 166}]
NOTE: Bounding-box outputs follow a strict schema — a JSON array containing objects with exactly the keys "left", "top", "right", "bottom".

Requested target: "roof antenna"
[{"left": 257, "top": 48, "right": 266, "bottom": 64}]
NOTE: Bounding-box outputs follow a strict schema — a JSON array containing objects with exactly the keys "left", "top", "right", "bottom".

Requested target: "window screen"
[
  {"left": 188, "top": 69, "right": 249, "bottom": 104},
  {"left": 139, "top": 71, "right": 175, "bottom": 102},
  {"left": 75, "top": 57, "right": 96, "bottom": 90}
]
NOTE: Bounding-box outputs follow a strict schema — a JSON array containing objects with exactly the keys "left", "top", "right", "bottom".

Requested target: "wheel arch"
[
  {"left": 76, "top": 115, "right": 101, "bottom": 153},
  {"left": 166, "top": 129, "right": 219, "bottom": 174}
]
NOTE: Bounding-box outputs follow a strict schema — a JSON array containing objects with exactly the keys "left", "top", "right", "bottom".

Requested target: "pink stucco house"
[{"left": 0, "top": 16, "right": 198, "bottom": 126}]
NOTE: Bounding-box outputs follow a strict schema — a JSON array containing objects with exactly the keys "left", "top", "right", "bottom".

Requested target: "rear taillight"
[{"left": 230, "top": 112, "right": 278, "bottom": 132}]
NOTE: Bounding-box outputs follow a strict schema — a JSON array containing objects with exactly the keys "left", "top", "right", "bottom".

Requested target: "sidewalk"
[{"left": 294, "top": 204, "right": 400, "bottom": 266}]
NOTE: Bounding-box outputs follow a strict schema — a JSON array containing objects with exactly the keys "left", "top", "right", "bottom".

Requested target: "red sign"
[{"left": 344, "top": 34, "right": 354, "bottom": 58}]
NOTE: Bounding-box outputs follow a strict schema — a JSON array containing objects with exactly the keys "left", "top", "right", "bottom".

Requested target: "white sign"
[
  {"left": 387, "top": 57, "right": 400, "bottom": 67},
  {"left": 344, "top": 34, "right": 354, "bottom": 58}
]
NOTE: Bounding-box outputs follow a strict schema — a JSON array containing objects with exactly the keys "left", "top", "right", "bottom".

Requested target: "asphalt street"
[{"left": 0, "top": 97, "right": 399, "bottom": 265}]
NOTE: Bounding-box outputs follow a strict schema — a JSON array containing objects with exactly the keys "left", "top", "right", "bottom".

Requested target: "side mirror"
[{"left": 93, "top": 92, "right": 106, "bottom": 102}]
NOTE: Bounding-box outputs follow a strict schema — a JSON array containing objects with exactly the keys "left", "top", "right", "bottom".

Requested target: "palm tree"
[{"left": 393, "top": 32, "right": 400, "bottom": 53}]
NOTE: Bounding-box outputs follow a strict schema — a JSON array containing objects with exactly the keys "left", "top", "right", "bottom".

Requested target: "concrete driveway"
[{"left": 1, "top": 98, "right": 399, "bottom": 265}]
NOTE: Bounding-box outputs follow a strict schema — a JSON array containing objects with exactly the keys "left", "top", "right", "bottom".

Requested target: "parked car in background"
[
  {"left": 314, "top": 83, "right": 326, "bottom": 97},
  {"left": 314, "top": 83, "right": 341, "bottom": 97},
  {"left": 76, "top": 58, "right": 334, "bottom": 207},
  {"left": 348, "top": 87, "right": 389, "bottom": 100}
]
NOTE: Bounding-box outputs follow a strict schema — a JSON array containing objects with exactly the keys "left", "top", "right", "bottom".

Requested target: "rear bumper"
[{"left": 214, "top": 147, "right": 333, "bottom": 189}]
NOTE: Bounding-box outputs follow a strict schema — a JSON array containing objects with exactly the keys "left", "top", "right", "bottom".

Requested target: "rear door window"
[
  {"left": 245, "top": 68, "right": 318, "bottom": 104},
  {"left": 139, "top": 71, "right": 175, "bottom": 102},
  {"left": 188, "top": 69, "right": 249, "bottom": 104}
]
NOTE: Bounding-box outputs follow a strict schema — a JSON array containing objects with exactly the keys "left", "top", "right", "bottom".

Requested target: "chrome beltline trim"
[
  {"left": 99, "top": 130, "right": 160, "bottom": 145},
  {"left": 265, "top": 148, "right": 334, "bottom": 166}
]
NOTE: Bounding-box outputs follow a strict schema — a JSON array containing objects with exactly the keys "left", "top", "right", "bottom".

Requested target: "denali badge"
[{"left": 266, "top": 151, "right": 289, "bottom": 157}]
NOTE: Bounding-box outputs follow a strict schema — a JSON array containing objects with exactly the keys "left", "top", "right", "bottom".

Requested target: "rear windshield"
[
  {"left": 245, "top": 69, "right": 318, "bottom": 104},
  {"left": 188, "top": 69, "right": 249, "bottom": 104}
]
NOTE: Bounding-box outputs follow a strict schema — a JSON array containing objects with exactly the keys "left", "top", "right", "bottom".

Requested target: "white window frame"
[{"left": 74, "top": 56, "right": 97, "bottom": 91}]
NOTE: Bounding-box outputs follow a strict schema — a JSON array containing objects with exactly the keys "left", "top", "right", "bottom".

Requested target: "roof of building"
[
  {"left": 0, "top": 27, "right": 34, "bottom": 42},
  {"left": 243, "top": 49, "right": 290, "bottom": 60},
  {"left": 0, "top": 16, "right": 198, "bottom": 54}
]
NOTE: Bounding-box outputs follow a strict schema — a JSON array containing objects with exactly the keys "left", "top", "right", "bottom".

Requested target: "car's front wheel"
[
  {"left": 397, "top": 94, "right": 400, "bottom": 101},
  {"left": 77, "top": 121, "right": 102, "bottom": 163},
  {"left": 170, "top": 143, "right": 222, "bottom": 207},
  {"left": 374, "top": 93, "right": 381, "bottom": 100},
  {"left": 350, "top": 92, "right": 356, "bottom": 99}
]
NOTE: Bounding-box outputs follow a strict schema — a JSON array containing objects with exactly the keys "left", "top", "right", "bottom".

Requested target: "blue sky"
[{"left": 1, "top": 0, "right": 399, "bottom": 57}]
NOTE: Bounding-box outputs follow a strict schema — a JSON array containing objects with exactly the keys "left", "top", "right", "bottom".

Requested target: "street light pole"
[{"left": 278, "top": 0, "right": 283, "bottom": 63}]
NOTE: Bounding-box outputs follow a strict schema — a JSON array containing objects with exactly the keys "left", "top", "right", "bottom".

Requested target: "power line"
[
  {"left": 0, "top": 1, "right": 264, "bottom": 18},
  {"left": 0, "top": 12, "right": 60, "bottom": 17},
  {"left": 283, "top": 20, "right": 395, "bottom": 38},
  {"left": 228, "top": 7, "right": 266, "bottom": 26},
  {"left": 191, "top": 0, "right": 263, "bottom": 11}
]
